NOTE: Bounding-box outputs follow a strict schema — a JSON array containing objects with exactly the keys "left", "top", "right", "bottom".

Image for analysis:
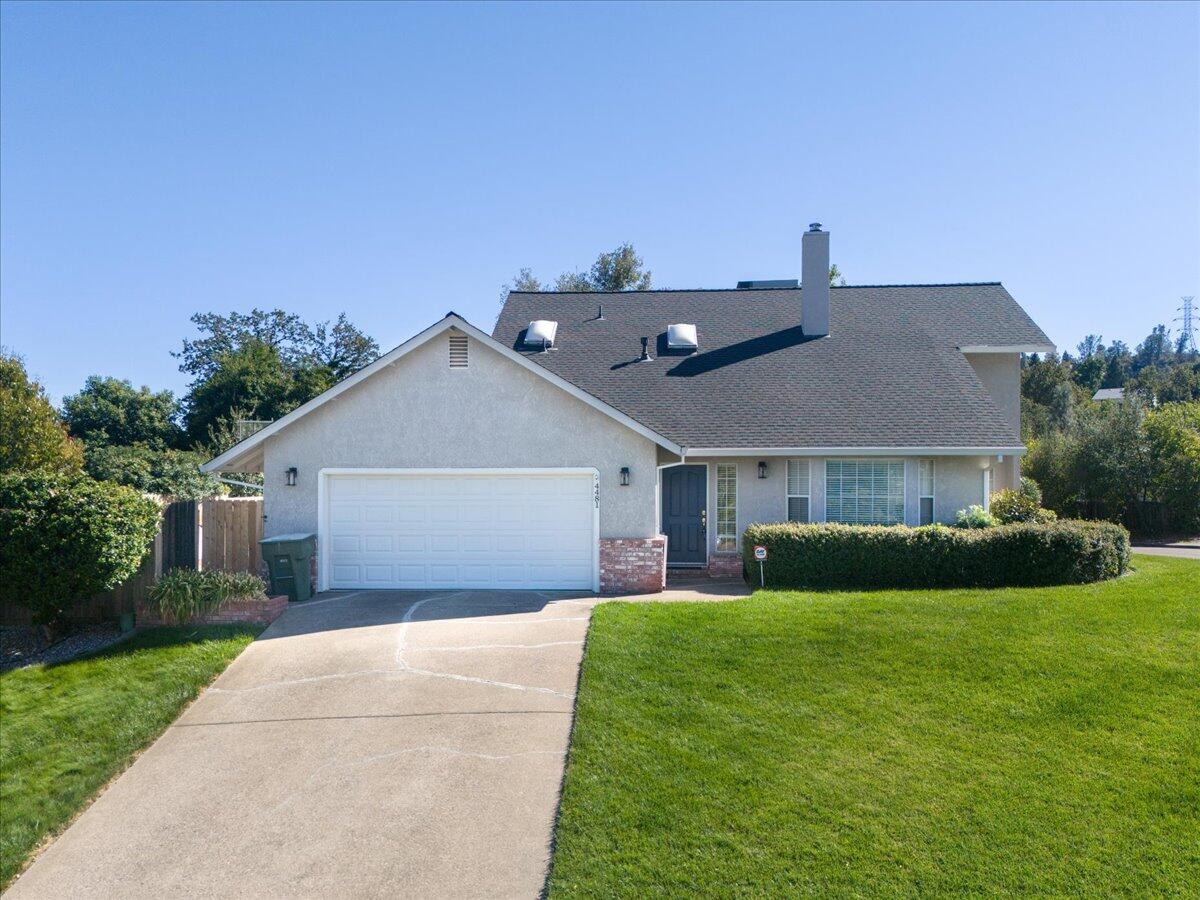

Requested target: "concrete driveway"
[{"left": 7, "top": 589, "right": 598, "bottom": 899}]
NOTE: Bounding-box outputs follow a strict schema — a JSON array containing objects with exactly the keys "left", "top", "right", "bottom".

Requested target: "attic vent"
[
  {"left": 667, "top": 323, "right": 698, "bottom": 351},
  {"left": 524, "top": 320, "right": 558, "bottom": 350},
  {"left": 448, "top": 334, "right": 468, "bottom": 368}
]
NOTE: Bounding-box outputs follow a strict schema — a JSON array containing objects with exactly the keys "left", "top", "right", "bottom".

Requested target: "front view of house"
[{"left": 203, "top": 226, "right": 1054, "bottom": 594}]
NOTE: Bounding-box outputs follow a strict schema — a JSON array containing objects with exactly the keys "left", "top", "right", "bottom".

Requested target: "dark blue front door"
[{"left": 662, "top": 465, "right": 707, "bottom": 565}]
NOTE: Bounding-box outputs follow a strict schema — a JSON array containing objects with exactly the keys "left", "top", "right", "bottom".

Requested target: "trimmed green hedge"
[{"left": 741, "top": 520, "right": 1130, "bottom": 589}]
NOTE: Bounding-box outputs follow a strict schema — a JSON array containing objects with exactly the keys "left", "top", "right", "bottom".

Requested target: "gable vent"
[{"left": 448, "top": 334, "right": 468, "bottom": 368}]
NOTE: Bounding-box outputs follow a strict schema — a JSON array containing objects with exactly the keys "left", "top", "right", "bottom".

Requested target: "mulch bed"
[{"left": 0, "top": 624, "right": 129, "bottom": 673}]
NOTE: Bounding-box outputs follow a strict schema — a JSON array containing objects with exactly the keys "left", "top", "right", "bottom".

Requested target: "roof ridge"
[{"left": 507, "top": 282, "right": 1002, "bottom": 296}]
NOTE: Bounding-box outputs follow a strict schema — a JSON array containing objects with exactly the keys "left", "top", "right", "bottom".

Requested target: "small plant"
[
  {"left": 955, "top": 505, "right": 998, "bottom": 529},
  {"left": 146, "top": 568, "right": 267, "bottom": 624}
]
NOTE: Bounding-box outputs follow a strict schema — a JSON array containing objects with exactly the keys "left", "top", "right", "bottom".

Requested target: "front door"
[{"left": 662, "top": 465, "right": 707, "bottom": 565}]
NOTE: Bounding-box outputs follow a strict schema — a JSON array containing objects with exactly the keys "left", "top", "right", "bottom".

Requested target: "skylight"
[
  {"left": 667, "top": 323, "right": 698, "bottom": 351},
  {"left": 524, "top": 320, "right": 558, "bottom": 349}
]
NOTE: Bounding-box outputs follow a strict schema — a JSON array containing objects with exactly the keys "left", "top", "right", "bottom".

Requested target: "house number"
[{"left": 594, "top": 480, "right": 601, "bottom": 508}]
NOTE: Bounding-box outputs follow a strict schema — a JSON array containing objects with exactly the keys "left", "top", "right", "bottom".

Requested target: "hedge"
[
  {"left": 0, "top": 472, "right": 160, "bottom": 629},
  {"left": 741, "top": 520, "right": 1130, "bottom": 589}
]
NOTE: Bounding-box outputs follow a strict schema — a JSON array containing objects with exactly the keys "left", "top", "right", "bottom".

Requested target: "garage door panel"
[{"left": 326, "top": 471, "right": 596, "bottom": 590}]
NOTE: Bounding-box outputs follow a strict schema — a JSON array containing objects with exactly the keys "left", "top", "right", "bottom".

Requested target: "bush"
[
  {"left": 146, "top": 568, "right": 267, "bottom": 624},
  {"left": 0, "top": 353, "right": 83, "bottom": 476},
  {"left": 955, "top": 505, "right": 998, "bottom": 528},
  {"left": 741, "top": 520, "right": 1130, "bottom": 590},
  {"left": 0, "top": 472, "right": 160, "bottom": 629}
]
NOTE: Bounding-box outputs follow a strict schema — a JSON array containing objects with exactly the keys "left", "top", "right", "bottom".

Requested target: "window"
[
  {"left": 825, "top": 459, "right": 905, "bottom": 525},
  {"left": 716, "top": 463, "right": 738, "bottom": 551},
  {"left": 919, "top": 459, "right": 935, "bottom": 525},
  {"left": 449, "top": 334, "right": 468, "bottom": 368},
  {"left": 787, "top": 459, "right": 810, "bottom": 523}
]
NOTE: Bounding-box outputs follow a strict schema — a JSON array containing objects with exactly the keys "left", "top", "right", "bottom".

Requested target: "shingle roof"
[{"left": 492, "top": 283, "right": 1051, "bottom": 450}]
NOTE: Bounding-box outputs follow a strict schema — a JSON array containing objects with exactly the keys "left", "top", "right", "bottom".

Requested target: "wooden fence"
[{"left": 0, "top": 496, "right": 265, "bottom": 627}]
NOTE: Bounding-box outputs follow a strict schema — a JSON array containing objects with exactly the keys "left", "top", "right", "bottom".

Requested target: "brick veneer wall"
[
  {"left": 707, "top": 554, "right": 744, "bottom": 577},
  {"left": 599, "top": 536, "right": 667, "bottom": 594},
  {"left": 136, "top": 594, "right": 289, "bottom": 628}
]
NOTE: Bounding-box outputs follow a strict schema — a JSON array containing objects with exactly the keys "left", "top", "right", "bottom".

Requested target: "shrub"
[
  {"left": 146, "top": 568, "right": 267, "bottom": 624},
  {"left": 1018, "top": 476, "right": 1043, "bottom": 505},
  {"left": 0, "top": 472, "right": 160, "bottom": 630},
  {"left": 955, "top": 505, "right": 998, "bottom": 528},
  {"left": 990, "top": 488, "right": 1051, "bottom": 525},
  {"left": 741, "top": 520, "right": 1130, "bottom": 590}
]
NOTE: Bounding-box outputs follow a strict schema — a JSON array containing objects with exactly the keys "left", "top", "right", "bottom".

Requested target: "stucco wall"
[
  {"left": 262, "top": 329, "right": 659, "bottom": 540},
  {"left": 682, "top": 454, "right": 996, "bottom": 554}
]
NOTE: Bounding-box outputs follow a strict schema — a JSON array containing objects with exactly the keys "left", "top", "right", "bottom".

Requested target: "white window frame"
[
  {"left": 919, "top": 459, "right": 936, "bottom": 525},
  {"left": 824, "top": 458, "right": 907, "bottom": 526},
  {"left": 715, "top": 463, "right": 738, "bottom": 552},
  {"left": 786, "top": 459, "right": 811, "bottom": 523}
]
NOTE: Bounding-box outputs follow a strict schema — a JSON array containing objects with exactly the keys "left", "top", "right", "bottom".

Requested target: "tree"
[
  {"left": 1145, "top": 401, "right": 1200, "bottom": 532},
  {"left": 507, "top": 243, "right": 653, "bottom": 295},
  {"left": 0, "top": 353, "right": 83, "bottom": 475},
  {"left": 1133, "top": 324, "right": 1172, "bottom": 373},
  {"left": 62, "top": 376, "right": 183, "bottom": 449},
  {"left": 828, "top": 264, "right": 847, "bottom": 286},
  {"left": 175, "top": 308, "right": 378, "bottom": 381},
  {"left": 1102, "top": 341, "right": 1133, "bottom": 388},
  {"left": 183, "top": 340, "right": 325, "bottom": 443},
  {"left": 85, "top": 444, "right": 221, "bottom": 500},
  {"left": 1071, "top": 335, "right": 1106, "bottom": 393}
]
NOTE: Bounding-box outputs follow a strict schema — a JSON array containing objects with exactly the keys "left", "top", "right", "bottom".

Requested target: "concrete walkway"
[{"left": 7, "top": 589, "right": 600, "bottom": 899}]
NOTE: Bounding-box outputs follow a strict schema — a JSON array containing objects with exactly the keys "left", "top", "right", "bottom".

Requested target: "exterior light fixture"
[
  {"left": 285, "top": 467, "right": 298, "bottom": 486},
  {"left": 620, "top": 467, "right": 630, "bottom": 486},
  {"left": 758, "top": 461, "right": 768, "bottom": 479}
]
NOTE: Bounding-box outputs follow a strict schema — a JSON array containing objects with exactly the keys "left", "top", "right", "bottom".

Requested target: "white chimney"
[{"left": 802, "top": 223, "right": 830, "bottom": 337}]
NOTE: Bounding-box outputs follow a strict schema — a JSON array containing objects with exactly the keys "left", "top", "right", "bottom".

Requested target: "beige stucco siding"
[
  {"left": 262, "top": 329, "right": 659, "bottom": 540},
  {"left": 684, "top": 454, "right": 998, "bottom": 554}
]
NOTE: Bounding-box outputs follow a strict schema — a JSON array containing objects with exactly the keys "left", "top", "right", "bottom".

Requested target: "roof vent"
[
  {"left": 737, "top": 279, "right": 798, "bottom": 289},
  {"left": 524, "top": 320, "right": 558, "bottom": 350},
  {"left": 667, "top": 323, "right": 698, "bottom": 351}
]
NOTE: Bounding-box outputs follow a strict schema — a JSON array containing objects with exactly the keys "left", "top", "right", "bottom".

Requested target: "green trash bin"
[{"left": 259, "top": 533, "right": 317, "bottom": 603}]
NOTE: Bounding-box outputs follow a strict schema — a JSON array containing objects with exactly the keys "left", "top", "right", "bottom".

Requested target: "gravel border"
[{"left": 1, "top": 624, "right": 132, "bottom": 673}]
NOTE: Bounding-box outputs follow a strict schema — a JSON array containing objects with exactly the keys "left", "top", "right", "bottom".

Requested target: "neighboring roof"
[
  {"left": 492, "top": 283, "right": 1052, "bottom": 451},
  {"left": 201, "top": 314, "right": 684, "bottom": 472},
  {"left": 1093, "top": 387, "right": 1126, "bottom": 401}
]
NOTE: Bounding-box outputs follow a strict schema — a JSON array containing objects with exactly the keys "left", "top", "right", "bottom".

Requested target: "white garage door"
[{"left": 323, "top": 470, "right": 598, "bottom": 590}]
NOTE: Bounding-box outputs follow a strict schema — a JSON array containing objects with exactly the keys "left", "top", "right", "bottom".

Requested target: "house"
[
  {"left": 1093, "top": 387, "right": 1125, "bottom": 402},
  {"left": 202, "top": 225, "right": 1054, "bottom": 594}
]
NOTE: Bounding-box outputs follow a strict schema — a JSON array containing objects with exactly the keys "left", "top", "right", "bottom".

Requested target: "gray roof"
[{"left": 492, "top": 283, "right": 1051, "bottom": 450}]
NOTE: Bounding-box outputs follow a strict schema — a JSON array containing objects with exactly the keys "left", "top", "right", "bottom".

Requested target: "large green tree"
[
  {"left": 176, "top": 309, "right": 378, "bottom": 381},
  {"left": 0, "top": 353, "right": 83, "bottom": 475},
  {"left": 62, "top": 376, "right": 183, "bottom": 449},
  {"left": 177, "top": 310, "right": 377, "bottom": 446}
]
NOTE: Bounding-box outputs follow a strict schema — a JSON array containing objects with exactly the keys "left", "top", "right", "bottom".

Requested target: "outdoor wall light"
[
  {"left": 758, "top": 460, "right": 768, "bottom": 479},
  {"left": 620, "top": 466, "right": 630, "bottom": 486},
  {"left": 285, "top": 466, "right": 298, "bottom": 487}
]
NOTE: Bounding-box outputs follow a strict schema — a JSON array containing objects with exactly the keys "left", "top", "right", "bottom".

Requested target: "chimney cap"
[{"left": 808, "top": 222, "right": 823, "bottom": 232}]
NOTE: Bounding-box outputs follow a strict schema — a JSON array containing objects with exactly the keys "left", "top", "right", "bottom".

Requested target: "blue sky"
[{"left": 2, "top": 1, "right": 1197, "bottom": 402}]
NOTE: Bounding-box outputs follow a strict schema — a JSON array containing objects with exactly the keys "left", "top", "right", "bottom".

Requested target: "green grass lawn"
[
  {"left": 0, "top": 625, "right": 260, "bottom": 888},
  {"left": 549, "top": 555, "right": 1199, "bottom": 897}
]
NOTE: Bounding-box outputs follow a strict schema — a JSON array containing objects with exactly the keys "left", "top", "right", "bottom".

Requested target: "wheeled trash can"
[{"left": 259, "top": 533, "right": 317, "bottom": 602}]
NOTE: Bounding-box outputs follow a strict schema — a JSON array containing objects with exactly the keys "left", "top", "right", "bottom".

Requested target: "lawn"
[
  {"left": 0, "top": 625, "right": 260, "bottom": 888},
  {"left": 548, "top": 555, "right": 1199, "bottom": 897}
]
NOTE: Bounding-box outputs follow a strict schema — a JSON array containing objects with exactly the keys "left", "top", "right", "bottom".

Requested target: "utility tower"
[{"left": 1176, "top": 296, "right": 1196, "bottom": 354}]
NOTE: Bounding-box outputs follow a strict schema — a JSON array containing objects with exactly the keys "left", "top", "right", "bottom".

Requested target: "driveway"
[
  {"left": 6, "top": 589, "right": 598, "bottom": 899},
  {"left": 1131, "top": 540, "right": 1200, "bottom": 559}
]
